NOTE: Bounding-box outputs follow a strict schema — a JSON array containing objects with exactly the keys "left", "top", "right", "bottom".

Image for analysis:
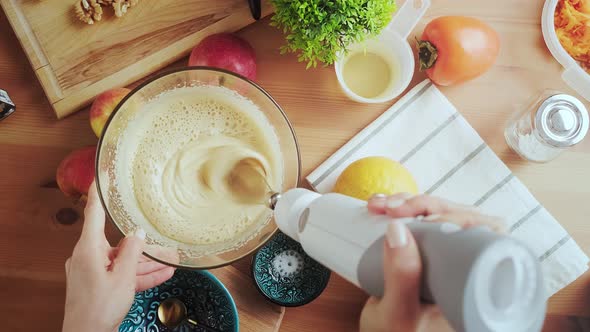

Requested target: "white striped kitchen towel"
[{"left": 307, "top": 79, "right": 588, "bottom": 297}]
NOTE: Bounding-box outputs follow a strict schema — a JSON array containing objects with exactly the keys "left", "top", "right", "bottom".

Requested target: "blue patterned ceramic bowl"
[
  {"left": 119, "top": 269, "right": 238, "bottom": 332},
  {"left": 252, "top": 231, "right": 331, "bottom": 307}
]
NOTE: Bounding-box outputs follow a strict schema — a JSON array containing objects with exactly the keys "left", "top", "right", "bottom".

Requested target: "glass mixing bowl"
[{"left": 96, "top": 67, "right": 300, "bottom": 269}]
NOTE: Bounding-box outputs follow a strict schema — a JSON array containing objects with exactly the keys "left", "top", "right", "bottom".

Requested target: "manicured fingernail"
[
  {"left": 423, "top": 214, "right": 441, "bottom": 221},
  {"left": 386, "top": 221, "right": 408, "bottom": 248},
  {"left": 134, "top": 228, "right": 146, "bottom": 240},
  {"left": 386, "top": 198, "right": 405, "bottom": 209},
  {"left": 369, "top": 194, "right": 387, "bottom": 209}
]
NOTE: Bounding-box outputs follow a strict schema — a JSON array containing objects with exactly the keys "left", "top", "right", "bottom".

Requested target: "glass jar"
[{"left": 505, "top": 91, "right": 589, "bottom": 162}]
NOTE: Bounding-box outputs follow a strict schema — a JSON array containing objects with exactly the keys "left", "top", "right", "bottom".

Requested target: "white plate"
[{"left": 542, "top": 0, "right": 590, "bottom": 101}]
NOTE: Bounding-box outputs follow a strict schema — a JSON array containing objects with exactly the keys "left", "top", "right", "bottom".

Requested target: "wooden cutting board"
[{"left": 0, "top": 0, "right": 273, "bottom": 118}]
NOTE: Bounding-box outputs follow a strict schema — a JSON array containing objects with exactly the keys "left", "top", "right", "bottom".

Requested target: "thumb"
[
  {"left": 113, "top": 228, "right": 146, "bottom": 279},
  {"left": 380, "top": 220, "right": 422, "bottom": 326}
]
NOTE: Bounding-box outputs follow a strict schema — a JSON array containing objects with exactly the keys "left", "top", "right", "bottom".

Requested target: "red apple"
[
  {"left": 90, "top": 88, "right": 131, "bottom": 138},
  {"left": 56, "top": 146, "right": 97, "bottom": 202},
  {"left": 188, "top": 33, "right": 257, "bottom": 80}
]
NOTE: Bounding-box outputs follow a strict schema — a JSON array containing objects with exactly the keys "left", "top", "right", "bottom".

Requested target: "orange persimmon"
[{"left": 417, "top": 16, "right": 500, "bottom": 86}]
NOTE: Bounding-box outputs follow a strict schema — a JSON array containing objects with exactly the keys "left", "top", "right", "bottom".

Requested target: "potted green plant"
[{"left": 270, "top": 0, "right": 397, "bottom": 68}]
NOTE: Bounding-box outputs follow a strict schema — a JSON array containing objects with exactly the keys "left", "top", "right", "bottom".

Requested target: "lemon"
[{"left": 333, "top": 157, "right": 418, "bottom": 200}]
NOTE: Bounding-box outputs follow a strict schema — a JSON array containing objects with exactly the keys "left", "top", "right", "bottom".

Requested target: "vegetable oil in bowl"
[
  {"left": 333, "top": 0, "right": 429, "bottom": 104},
  {"left": 342, "top": 51, "right": 395, "bottom": 99},
  {"left": 334, "top": 35, "right": 411, "bottom": 104}
]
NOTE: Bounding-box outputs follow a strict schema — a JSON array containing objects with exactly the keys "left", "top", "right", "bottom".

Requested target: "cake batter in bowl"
[{"left": 96, "top": 67, "right": 300, "bottom": 269}]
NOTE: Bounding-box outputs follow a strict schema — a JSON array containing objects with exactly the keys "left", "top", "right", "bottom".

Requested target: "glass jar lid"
[{"left": 535, "top": 94, "right": 589, "bottom": 147}]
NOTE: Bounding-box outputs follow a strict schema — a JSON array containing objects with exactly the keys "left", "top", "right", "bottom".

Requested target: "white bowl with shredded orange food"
[{"left": 542, "top": 0, "right": 590, "bottom": 101}]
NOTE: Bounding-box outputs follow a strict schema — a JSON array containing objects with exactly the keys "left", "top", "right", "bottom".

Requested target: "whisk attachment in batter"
[{"left": 226, "top": 157, "right": 278, "bottom": 207}]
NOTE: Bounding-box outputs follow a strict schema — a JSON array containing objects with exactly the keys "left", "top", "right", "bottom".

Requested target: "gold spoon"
[{"left": 157, "top": 298, "right": 223, "bottom": 332}]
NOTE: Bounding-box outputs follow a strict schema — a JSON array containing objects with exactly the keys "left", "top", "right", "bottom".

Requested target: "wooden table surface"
[{"left": 2, "top": 0, "right": 590, "bottom": 331}]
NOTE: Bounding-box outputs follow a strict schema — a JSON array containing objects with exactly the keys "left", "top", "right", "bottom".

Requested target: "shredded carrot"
[{"left": 555, "top": 0, "right": 590, "bottom": 71}]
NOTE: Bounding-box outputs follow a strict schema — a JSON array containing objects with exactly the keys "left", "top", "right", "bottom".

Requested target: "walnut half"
[
  {"left": 74, "top": 0, "right": 103, "bottom": 25},
  {"left": 74, "top": 0, "right": 139, "bottom": 24},
  {"left": 112, "top": 0, "right": 139, "bottom": 18}
]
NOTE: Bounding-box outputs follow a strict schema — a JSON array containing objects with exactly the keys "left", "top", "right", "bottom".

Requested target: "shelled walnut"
[
  {"left": 74, "top": 0, "right": 139, "bottom": 24},
  {"left": 112, "top": 0, "right": 139, "bottom": 17},
  {"left": 74, "top": 0, "right": 103, "bottom": 25}
]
